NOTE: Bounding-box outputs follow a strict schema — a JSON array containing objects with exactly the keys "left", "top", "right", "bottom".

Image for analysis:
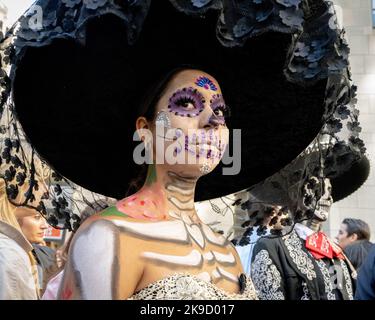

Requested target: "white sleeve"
[{"left": 0, "top": 246, "right": 37, "bottom": 300}]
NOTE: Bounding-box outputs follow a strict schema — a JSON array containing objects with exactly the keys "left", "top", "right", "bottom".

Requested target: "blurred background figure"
[
  {"left": 336, "top": 218, "right": 373, "bottom": 271},
  {"left": 355, "top": 245, "right": 375, "bottom": 300},
  {"left": 42, "top": 234, "right": 72, "bottom": 300},
  {"left": 17, "top": 210, "right": 59, "bottom": 294},
  {"left": 0, "top": 179, "right": 39, "bottom": 299}
]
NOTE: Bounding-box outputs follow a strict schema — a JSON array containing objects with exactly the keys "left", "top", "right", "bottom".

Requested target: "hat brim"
[
  {"left": 13, "top": 2, "right": 327, "bottom": 201},
  {"left": 331, "top": 156, "right": 370, "bottom": 202}
]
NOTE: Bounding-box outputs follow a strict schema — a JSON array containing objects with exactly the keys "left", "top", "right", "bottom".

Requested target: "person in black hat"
[
  {"left": 57, "top": 67, "right": 258, "bottom": 300},
  {"left": 0, "top": 0, "right": 365, "bottom": 299},
  {"left": 250, "top": 178, "right": 354, "bottom": 300},
  {"left": 249, "top": 155, "right": 370, "bottom": 300}
]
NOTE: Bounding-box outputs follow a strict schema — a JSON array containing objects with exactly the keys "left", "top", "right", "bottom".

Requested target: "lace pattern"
[
  {"left": 251, "top": 249, "right": 285, "bottom": 300},
  {"left": 314, "top": 258, "right": 335, "bottom": 300},
  {"left": 284, "top": 230, "right": 316, "bottom": 281},
  {"left": 340, "top": 259, "right": 353, "bottom": 300},
  {"left": 300, "top": 282, "right": 311, "bottom": 300},
  {"left": 128, "top": 273, "right": 258, "bottom": 300}
]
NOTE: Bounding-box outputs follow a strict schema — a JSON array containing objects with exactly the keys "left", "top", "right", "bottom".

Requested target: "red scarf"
[{"left": 305, "top": 232, "right": 344, "bottom": 260}]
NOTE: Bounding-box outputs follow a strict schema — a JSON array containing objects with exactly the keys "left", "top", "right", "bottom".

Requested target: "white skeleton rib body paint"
[
  {"left": 212, "top": 269, "right": 220, "bottom": 281},
  {"left": 112, "top": 219, "right": 189, "bottom": 244},
  {"left": 142, "top": 249, "right": 203, "bottom": 267},
  {"left": 166, "top": 184, "right": 194, "bottom": 196},
  {"left": 203, "top": 251, "right": 215, "bottom": 262},
  {"left": 181, "top": 213, "right": 193, "bottom": 225},
  {"left": 185, "top": 224, "right": 205, "bottom": 248},
  {"left": 217, "top": 267, "right": 239, "bottom": 283},
  {"left": 212, "top": 251, "right": 236, "bottom": 265},
  {"left": 168, "top": 196, "right": 195, "bottom": 211},
  {"left": 201, "top": 224, "right": 227, "bottom": 246},
  {"left": 109, "top": 216, "right": 237, "bottom": 285},
  {"left": 168, "top": 210, "right": 181, "bottom": 219},
  {"left": 71, "top": 220, "right": 118, "bottom": 299}
]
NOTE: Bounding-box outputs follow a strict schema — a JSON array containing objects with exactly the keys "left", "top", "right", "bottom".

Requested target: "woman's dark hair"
[
  {"left": 139, "top": 65, "right": 203, "bottom": 121},
  {"left": 126, "top": 65, "right": 204, "bottom": 195},
  {"left": 342, "top": 218, "right": 371, "bottom": 241}
]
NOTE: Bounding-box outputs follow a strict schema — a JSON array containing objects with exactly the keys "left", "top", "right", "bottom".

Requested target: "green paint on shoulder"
[
  {"left": 99, "top": 206, "right": 128, "bottom": 218},
  {"left": 145, "top": 163, "right": 157, "bottom": 186}
]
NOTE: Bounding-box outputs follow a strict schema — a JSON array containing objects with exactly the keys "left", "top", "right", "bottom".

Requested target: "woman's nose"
[
  {"left": 40, "top": 218, "right": 48, "bottom": 229},
  {"left": 199, "top": 107, "right": 221, "bottom": 129}
]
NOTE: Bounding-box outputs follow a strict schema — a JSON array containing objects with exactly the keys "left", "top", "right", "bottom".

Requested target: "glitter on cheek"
[{"left": 155, "top": 111, "right": 172, "bottom": 128}]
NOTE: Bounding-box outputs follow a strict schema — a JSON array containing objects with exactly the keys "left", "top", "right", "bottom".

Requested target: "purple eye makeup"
[
  {"left": 168, "top": 87, "right": 205, "bottom": 117},
  {"left": 209, "top": 94, "right": 231, "bottom": 125}
]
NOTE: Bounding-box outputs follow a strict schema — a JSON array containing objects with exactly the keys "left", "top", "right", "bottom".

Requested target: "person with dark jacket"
[
  {"left": 344, "top": 240, "right": 374, "bottom": 271},
  {"left": 355, "top": 245, "right": 375, "bottom": 300},
  {"left": 251, "top": 178, "right": 355, "bottom": 300}
]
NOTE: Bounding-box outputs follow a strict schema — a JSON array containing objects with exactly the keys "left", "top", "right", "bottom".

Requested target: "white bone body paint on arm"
[{"left": 65, "top": 220, "right": 119, "bottom": 299}]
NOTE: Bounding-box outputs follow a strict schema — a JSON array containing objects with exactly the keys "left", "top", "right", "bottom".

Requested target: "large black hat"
[
  {"left": 228, "top": 148, "right": 370, "bottom": 242},
  {"left": 0, "top": 0, "right": 364, "bottom": 231},
  {"left": 331, "top": 155, "right": 371, "bottom": 203}
]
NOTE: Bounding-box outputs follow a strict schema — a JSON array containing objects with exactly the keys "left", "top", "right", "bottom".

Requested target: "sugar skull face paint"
[
  {"left": 209, "top": 94, "right": 230, "bottom": 126},
  {"left": 168, "top": 87, "right": 205, "bottom": 117},
  {"left": 183, "top": 129, "right": 227, "bottom": 160},
  {"left": 195, "top": 76, "right": 218, "bottom": 91},
  {"left": 148, "top": 69, "right": 230, "bottom": 176}
]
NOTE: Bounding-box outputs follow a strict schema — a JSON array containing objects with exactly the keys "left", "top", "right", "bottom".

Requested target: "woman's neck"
[{"left": 141, "top": 164, "right": 200, "bottom": 221}]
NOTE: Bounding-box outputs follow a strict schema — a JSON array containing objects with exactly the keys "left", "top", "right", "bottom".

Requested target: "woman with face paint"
[{"left": 58, "top": 68, "right": 258, "bottom": 300}]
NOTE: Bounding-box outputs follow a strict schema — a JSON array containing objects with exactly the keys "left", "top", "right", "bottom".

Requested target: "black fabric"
[
  {"left": 355, "top": 245, "right": 375, "bottom": 300},
  {"left": 252, "top": 231, "right": 354, "bottom": 300},
  {"left": 331, "top": 156, "right": 371, "bottom": 202},
  {"left": 0, "top": 0, "right": 365, "bottom": 231},
  {"left": 13, "top": 2, "right": 326, "bottom": 202},
  {"left": 344, "top": 240, "right": 374, "bottom": 271}
]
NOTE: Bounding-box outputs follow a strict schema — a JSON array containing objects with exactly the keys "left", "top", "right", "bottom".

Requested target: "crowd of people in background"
[
  {"left": 335, "top": 218, "right": 375, "bottom": 299},
  {"left": 1, "top": 188, "right": 375, "bottom": 300}
]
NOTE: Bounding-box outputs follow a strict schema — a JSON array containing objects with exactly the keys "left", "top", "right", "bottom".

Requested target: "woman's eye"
[
  {"left": 214, "top": 105, "right": 230, "bottom": 118},
  {"left": 215, "top": 109, "right": 224, "bottom": 117},
  {"left": 177, "top": 98, "right": 196, "bottom": 109}
]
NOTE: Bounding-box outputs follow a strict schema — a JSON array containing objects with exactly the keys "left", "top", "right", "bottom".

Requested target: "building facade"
[
  {"left": 326, "top": 0, "right": 375, "bottom": 241},
  {"left": 0, "top": 1, "right": 7, "bottom": 36}
]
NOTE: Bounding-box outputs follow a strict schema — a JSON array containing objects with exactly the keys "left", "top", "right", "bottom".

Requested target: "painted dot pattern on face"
[
  {"left": 195, "top": 76, "right": 218, "bottom": 91},
  {"left": 210, "top": 94, "right": 230, "bottom": 126},
  {"left": 168, "top": 87, "right": 205, "bottom": 117}
]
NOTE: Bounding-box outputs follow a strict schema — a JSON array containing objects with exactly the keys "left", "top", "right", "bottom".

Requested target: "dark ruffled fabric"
[
  {"left": 285, "top": 1, "right": 350, "bottom": 83},
  {"left": 231, "top": 70, "right": 366, "bottom": 242},
  {"left": 0, "top": 0, "right": 366, "bottom": 232},
  {"left": 9, "top": 0, "right": 348, "bottom": 84}
]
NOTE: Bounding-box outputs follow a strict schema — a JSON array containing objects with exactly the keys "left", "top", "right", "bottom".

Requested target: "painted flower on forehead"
[
  {"left": 195, "top": 76, "right": 218, "bottom": 91},
  {"left": 168, "top": 87, "right": 205, "bottom": 117}
]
